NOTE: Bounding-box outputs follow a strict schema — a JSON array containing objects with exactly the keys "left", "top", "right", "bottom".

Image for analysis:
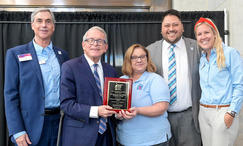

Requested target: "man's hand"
[
  {"left": 98, "top": 105, "right": 117, "bottom": 118},
  {"left": 16, "top": 133, "right": 32, "bottom": 146}
]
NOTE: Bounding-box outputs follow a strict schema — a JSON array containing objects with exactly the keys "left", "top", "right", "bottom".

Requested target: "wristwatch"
[{"left": 227, "top": 111, "right": 236, "bottom": 118}]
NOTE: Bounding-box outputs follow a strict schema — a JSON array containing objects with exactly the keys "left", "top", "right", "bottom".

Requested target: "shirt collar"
[
  {"left": 33, "top": 39, "right": 53, "bottom": 54},
  {"left": 163, "top": 37, "right": 183, "bottom": 49},
  {"left": 201, "top": 48, "right": 216, "bottom": 57},
  {"left": 175, "top": 37, "right": 183, "bottom": 49},
  {"left": 84, "top": 54, "right": 102, "bottom": 68},
  {"left": 137, "top": 71, "right": 149, "bottom": 80},
  {"left": 121, "top": 71, "right": 149, "bottom": 82},
  {"left": 133, "top": 71, "right": 149, "bottom": 83}
]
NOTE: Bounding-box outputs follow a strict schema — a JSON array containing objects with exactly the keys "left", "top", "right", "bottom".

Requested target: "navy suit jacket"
[
  {"left": 4, "top": 41, "right": 69, "bottom": 144},
  {"left": 60, "top": 55, "right": 118, "bottom": 146}
]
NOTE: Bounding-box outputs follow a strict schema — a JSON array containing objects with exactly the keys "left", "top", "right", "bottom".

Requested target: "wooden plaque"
[{"left": 103, "top": 77, "right": 132, "bottom": 112}]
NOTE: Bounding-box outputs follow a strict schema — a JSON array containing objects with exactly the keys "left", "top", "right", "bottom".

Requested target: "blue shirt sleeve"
[
  {"left": 149, "top": 74, "right": 170, "bottom": 104},
  {"left": 227, "top": 48, "right": 243, "bottom": 113},
  {"left": 13, "top": 131, "right": 26, "bottom": 140}
]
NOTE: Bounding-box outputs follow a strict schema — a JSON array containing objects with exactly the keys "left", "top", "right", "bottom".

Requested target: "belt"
[
  {"left": 44, "top": 107, "right": 60, "bottom": 115},
  {"left": 200, "top": 104, "right": 230, "bottom": 109},
  {"left": 168, "top": 107, "right": 192, "bottom": 113}
]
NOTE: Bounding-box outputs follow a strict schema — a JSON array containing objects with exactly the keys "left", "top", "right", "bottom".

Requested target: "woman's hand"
[
  {"left": 119, "top": 107, "right": 137, "bottom": 120},
  {"left": 224, "top": 113, "right": 234, "bottom": 128},
  {"left": 115, "top": 111, "right": 124, "bottom": 120}
]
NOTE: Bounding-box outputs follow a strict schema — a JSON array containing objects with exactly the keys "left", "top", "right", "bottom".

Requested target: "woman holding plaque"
[
  {"left": 116, "top": 44, "right": 171, "bottom": 146},
  {"left": 194, "top": 17, "right": 243, "bottom": 146}
]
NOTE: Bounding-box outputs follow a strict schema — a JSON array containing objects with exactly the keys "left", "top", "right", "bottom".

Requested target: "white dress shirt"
[
  {"left": 162, "top": 38, "right": 192, "bottom": 112},
  {"left": 84, "top": 54, "right": 104, "bottom": 118}
]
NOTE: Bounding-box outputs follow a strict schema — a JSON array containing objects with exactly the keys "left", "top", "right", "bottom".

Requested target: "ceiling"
[
  {"left": 0, "top": 0, "right": 151, "bottom": 8},
  {"left": 0, "top": 0, "right": 171, "bottom": 12}
]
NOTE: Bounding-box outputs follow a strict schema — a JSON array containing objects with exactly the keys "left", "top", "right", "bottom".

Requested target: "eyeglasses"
[
  {"left": 85, "top": 38, "right": 106, "bottom": 46},
  {"left": 131, "top": 55, "right": 147, "bottom": 62}
]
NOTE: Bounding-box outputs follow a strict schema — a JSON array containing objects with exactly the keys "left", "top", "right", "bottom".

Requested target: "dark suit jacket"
[
  {"left": 147, "top": 37, "right": 201, "bottom": 132},
  {"left": 4, "top": 41, "right": 69, "bottom": 144},
  {"left": 60, "top": 55, "right": 118, "bottom": 146}
]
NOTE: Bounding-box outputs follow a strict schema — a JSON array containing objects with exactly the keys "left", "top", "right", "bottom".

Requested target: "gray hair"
[
  {"left": 31, "top": 8, "right": 56, "bottom": 24},
  {"left": 82, "top": 26, "right": 108, "bottom": 43}
]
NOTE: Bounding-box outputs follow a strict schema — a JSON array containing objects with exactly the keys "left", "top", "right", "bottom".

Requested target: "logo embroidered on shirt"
[{"left": 137, "top": 84, "right": 143, "bottom": 90}]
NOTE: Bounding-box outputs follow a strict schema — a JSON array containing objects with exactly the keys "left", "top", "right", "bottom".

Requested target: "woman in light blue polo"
[{"left": 116, "top": 44, "right": 171, "bottom": 146}]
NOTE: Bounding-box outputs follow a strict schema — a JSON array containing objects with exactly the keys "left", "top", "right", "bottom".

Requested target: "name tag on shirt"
[
  {"left": 39, "top": 60, "right": 46, "bottom": 65},
  {"left": 18, "top": 53, "right": 32, "bottom": 62}
]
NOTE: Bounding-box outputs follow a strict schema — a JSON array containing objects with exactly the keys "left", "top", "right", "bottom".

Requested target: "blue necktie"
[
  {"left": 168, "top": 45, "right": 177, "bottom": 105},
  {"left": 93, "top": 64, "right": 107, "bottom": 134}
]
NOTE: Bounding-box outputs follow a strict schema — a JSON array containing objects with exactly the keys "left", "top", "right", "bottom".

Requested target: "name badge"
[
  {"left": 39, "top": 60, "right": 46, "bottom": 65},
  {"left": 18, "top": 53, "right": 32, "bottom": 62}
]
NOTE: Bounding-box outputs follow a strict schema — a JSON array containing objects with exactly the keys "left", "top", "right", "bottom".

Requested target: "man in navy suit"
[
  {"left": 60, "top": 26, "right": 118, "bottom": 146},
  {"left": 4, "top": 8, "right": 69, "bottom": 146}
]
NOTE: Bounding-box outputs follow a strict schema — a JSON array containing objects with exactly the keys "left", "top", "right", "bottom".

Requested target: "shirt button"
[{"left": 97, "top": 121, "right": 100, "bottom": 124}]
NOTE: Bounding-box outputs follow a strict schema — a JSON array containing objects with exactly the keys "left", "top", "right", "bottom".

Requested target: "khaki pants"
[{"left": 199, "top": 105, "right": 239, "bottom": 146}]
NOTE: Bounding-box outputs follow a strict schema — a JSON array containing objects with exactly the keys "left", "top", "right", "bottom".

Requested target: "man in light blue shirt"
[{"left": 4, "top": 8, "right": 69, "bottom": 145}]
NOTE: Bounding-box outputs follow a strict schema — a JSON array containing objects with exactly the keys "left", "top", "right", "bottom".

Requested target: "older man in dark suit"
[{"left": 60, "top": 26, "right": 118, "bottom": 146}]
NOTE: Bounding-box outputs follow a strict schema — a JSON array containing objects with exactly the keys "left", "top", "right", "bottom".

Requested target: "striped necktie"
[
  {"left": 168, "top": 44, "right": 177, "bottom": 105},
  {"left": 93, "top": 64, "right": 107, "bottom": 134}
]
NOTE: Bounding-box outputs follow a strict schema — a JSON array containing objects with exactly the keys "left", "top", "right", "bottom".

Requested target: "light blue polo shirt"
[{"left": 116, "top": 71, "right": 171, "bottom": 146}]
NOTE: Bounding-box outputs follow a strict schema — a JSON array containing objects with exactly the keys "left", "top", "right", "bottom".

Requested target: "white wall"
[
  {"left": 172, "top": 1, "right": 243, "bottom": 145},
  {"left": 173, "top": 0, "right": 243, "bottom": 57}
]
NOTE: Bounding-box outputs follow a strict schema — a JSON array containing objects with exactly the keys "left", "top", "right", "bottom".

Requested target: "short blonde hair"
[
  {"left": 194, "top": 18, "right": 225, "bottom": 69},
  {"left": 122, "top": 44, "right": 156, "bottom": 76}
]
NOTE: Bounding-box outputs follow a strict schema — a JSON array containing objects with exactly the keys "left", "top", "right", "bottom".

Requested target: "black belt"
[{"left": 44, "top": 107, "right": 60, "bottom": 115}]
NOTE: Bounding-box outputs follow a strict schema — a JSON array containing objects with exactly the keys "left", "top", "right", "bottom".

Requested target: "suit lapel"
[
  {"left": 26, "top": 41, "right": 45, "bottom": 90},
  {"left": 160, "top": 40, "right": 164, "bottom": 77},
  {"left": 184, "top": 38, "right": 194, "bottom": 74},
  {"left": 53, "top": 46, "right": 64, "bottom": 66},
  {"left": 102, "top": 61, "right": 109, "bottom": 79},
  {"left": 80, "top": 55, "right": 102, "bottom": 101}
]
